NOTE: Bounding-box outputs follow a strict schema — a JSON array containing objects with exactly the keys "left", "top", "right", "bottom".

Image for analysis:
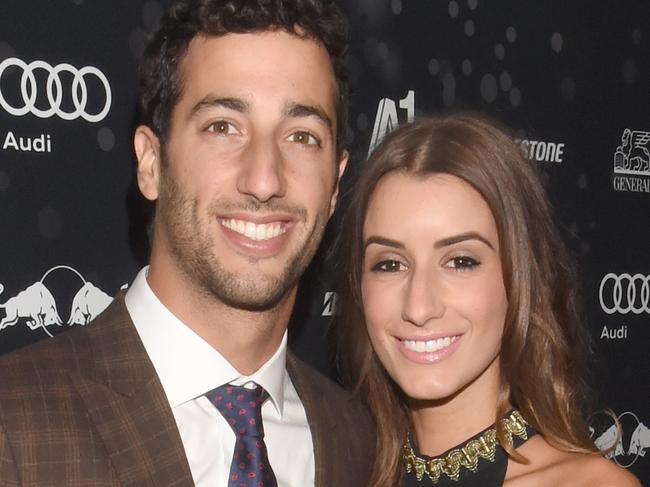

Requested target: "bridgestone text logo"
[
  {"left": 0, "top": 57, "right": 111, "bottom": 122},
  {"left": 599, "top": 273, "right": 650, "bottom": 315}
]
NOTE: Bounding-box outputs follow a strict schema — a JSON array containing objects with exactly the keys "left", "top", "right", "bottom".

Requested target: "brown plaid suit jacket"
[{"left": 0, "top": 297, "right": 374, "bottom": 486}]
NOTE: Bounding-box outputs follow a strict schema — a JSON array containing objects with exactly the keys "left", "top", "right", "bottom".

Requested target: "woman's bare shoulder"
[
  {"left": 505, "top": 435, "right": 641, "bottom": 487},
  {"left": 561, "top": 454, "right": 641, "bottom": 487}
]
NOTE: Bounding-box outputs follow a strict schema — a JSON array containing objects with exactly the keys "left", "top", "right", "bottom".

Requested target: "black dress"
[{"left": 402, "top": 410, "right": 536, "bottom": 487}]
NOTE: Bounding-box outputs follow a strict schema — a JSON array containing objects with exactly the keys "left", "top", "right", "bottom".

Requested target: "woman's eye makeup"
[
  {"left": 445, "top": 255, "right": 480, "bottom": 270},
  {"left": 370, "top": 259, "right": 406, "bottom": 273}
]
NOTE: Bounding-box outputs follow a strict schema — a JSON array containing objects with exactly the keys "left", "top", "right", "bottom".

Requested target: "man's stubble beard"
[{"left": 155, "top": 165, "right": 330, "bottom": 312}]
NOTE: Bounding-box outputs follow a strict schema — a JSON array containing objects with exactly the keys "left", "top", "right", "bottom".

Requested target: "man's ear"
[
  {"left": 329, "top": 149, "right": 349, "bottom": 217},
  {"left": 133, "top": 125, "right": 161, "bottom": 201}
]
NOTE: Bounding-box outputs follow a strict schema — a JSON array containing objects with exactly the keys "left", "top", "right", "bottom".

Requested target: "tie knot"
[{"left": 207, "top": 384, "right": 268, "bottom": 438}]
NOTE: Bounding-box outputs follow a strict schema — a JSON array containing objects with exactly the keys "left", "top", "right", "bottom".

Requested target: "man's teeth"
[
  {"left": 403, "top": 336, "right": 458, "bottom": 353},
  {"left": 221, "top": 218, "right": 286, "bottom": 241}
]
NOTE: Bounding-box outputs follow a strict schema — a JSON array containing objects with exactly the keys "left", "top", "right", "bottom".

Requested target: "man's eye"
[
  {"left": 370, "top": 260, "right": 406, "bottom": 273},
  {"left": 287, "top": 131, "right": 320, "bottom": 146},
  {"left": 206, "top": 121, "right": 238, "bottom": 135},
  {"left": 445, "top": 256, "right": 480, "bottom": 271}
]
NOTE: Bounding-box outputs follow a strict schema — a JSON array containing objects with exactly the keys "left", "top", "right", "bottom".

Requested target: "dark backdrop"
[{"left": 0, "top": 0, "right": 648, "bottom": 481}]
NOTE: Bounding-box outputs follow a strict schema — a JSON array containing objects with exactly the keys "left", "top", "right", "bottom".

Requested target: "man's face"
[{"left": 137, "top": 32, "right": 347, "bottom": 311}]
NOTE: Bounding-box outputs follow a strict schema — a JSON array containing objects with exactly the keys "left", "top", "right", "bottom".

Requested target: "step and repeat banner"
[{"left": 0, "top": 0, "right": 648, "bottom": 481}]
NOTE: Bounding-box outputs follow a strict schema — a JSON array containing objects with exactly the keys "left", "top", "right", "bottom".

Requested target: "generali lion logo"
[
  {"left": 612, "top": 128, "right": 650, "bottom": 193},
  {"left": 0, "top": 265, "right": 120, "bottom": 338},
  {"left": 614, "top": 129, "right": 650, "bottom": 175}
]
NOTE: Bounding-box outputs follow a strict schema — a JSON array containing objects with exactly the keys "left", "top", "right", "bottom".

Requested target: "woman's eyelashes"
[
  {"left": 367, "top": 255, "right": 481, "bottom": 274},
  {"left": 444, "top": 255, "right": 481, "bottom": 271},
  {"left": 370, "top": 259, "right": 407, "bottom": 273}
]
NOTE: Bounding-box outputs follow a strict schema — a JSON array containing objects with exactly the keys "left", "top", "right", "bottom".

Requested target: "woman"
[{"left": 335, "top": 114, "right": 640, "bottom": 486}]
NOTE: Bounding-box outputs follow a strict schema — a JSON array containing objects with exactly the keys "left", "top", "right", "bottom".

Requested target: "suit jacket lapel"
[
  {"left": 286, "top": 353, "right": 336, "bottom": 487},
  {"left": 71, "top": 296, "right": 194, "bottom": 487}
]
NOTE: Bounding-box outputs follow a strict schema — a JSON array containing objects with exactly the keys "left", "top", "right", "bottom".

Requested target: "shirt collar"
[{"left": 125, "top": 266, "right": 287, "bottom": 416}]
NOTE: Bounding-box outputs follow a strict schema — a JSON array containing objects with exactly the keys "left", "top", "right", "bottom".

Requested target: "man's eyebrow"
[
  {"left": 433, "top": 231, "right": 495, "bottom": 250},
  {"left": 284, "top": 102, "right": 333, "bottom": 136},
  {"left": 364, "top": 236, "right": 405, "bottom": 251},
  {"left": 188, "top": 96, "right": 250, "bottom": 119}
]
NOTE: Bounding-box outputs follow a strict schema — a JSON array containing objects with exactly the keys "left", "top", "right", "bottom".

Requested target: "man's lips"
[{"left": 219, "top": 217, "right": 290, "bottom": 242}]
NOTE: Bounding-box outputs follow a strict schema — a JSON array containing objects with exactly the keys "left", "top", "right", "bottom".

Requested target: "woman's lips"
[{"left": 396, "top": 334, "right": 462, "bottom": 364}]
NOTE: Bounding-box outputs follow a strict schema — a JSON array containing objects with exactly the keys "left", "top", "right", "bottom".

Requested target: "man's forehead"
[
  {"left": 174, "top": 31, "right": 338, "bottom": 117},
  {"left": 178, "top": 31, "right": 334, "bottom": 84},
  {"left": 186, "top": 30, "right": 328, "bottom": 57}
]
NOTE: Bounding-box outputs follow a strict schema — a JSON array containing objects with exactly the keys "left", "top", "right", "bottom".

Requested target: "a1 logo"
[{"left": 368, "top": 90, "right": 415, "bottom": 156}]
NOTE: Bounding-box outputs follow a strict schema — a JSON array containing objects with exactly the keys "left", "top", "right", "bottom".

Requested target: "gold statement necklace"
[{"left": 403, "top": 410, "right": 529, "bottom": 483}]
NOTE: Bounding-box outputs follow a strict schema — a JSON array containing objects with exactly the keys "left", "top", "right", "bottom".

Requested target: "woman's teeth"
[{"left": 403, "top": 335, "right": 459, "bottom": 353}]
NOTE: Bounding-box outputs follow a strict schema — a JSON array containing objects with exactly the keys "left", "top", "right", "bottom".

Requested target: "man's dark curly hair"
[{"left": 139, "top": 0, "right": 349, "bottom": 155}]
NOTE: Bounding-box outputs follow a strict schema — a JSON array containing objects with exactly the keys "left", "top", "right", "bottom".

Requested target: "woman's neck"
[{"left": 408, "top": 358, "right": 503, "bottom": 457}]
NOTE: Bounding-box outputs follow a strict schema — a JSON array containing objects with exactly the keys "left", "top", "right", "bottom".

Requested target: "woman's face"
[{"left": 361, "top": 172, "right": 508, "bottom": 402}]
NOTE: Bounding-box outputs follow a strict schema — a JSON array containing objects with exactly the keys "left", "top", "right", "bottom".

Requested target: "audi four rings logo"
[
  {"left": 599, "top": 273, "right": 650, "bottom": 314},
  {"left": 0, "top": 57, "right": 111, "bottom": 122}
]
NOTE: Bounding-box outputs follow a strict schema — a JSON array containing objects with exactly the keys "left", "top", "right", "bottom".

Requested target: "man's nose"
[{"left": 236, "top": 134, "right": 286, "bottom": 202}]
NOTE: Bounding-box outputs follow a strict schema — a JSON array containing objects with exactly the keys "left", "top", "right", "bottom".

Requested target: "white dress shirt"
[{"left": 125, "top": 267, "right": 315, "bottom": 487}]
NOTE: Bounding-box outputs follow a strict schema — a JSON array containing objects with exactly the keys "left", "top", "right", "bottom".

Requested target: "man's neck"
[{"left": 146, "top": 262, "right": 294, "bottom": 376}]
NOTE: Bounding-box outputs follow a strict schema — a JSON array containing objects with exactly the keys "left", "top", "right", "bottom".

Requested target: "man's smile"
[{"left": 219, "top": 218, "right": 289, "bottom": 242}]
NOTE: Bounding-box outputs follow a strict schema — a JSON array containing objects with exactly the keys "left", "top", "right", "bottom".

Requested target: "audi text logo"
[
  {"left": 599, "top": 273, "right": 650, "bottom": 314},
  {"left": 0, "top": 57, "right": 111, "bottom": 122}
]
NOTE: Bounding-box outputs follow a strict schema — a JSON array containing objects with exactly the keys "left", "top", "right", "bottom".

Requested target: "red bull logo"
[
  {"left": 67, "top": 281, "right": 113, "bottom": 326},
  {"left": 0, "top": 282, "right": 62, "bottom": 335},
  {"left": 0, "top": 265, "right": 115, "bottom": 338},
  {"left": 591, "top": 411, "right": 649, "bottom": 468}
]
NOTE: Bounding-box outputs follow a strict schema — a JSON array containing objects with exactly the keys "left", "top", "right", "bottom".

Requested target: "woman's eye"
[
  {"left": 371, "top": 260, "right": 406, "bottom": 273},
  {"left": 445, "top": 256, "right": 480, "bottom": 270},
  {"left": 287, "top": 131, "right": 320, "bottom": 146},
  {"left": 206, "top": 121, "right": 238, "bottom": 135}
]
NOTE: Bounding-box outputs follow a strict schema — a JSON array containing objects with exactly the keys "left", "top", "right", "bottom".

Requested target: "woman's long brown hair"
[{"left": 333, "top": 113, "right": 596, "bottom": 487}]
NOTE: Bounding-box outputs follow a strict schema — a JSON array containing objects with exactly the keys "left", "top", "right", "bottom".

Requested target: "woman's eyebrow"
[
  {"left": 433, "top": 231, "right": 495, "bottom": 250},
  {"left": 364, "top": 236, "right": 404, "bottom": 250}
]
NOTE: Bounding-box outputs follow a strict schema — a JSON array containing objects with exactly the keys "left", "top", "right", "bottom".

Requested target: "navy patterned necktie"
[{"left": 207, "top": 384, "right": 278, "bottom": 487}]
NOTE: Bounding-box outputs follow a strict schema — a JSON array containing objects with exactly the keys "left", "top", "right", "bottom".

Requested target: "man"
[{"left": 0, "top": 1, "right": 374, "bottom": 485}]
